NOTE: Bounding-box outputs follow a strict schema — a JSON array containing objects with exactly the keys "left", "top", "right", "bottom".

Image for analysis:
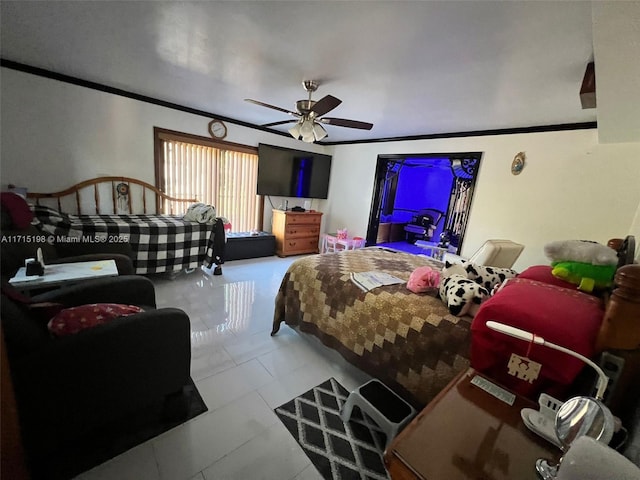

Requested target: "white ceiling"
[{"left": 0, "top": 1, "right": 632, "bottom": 143}]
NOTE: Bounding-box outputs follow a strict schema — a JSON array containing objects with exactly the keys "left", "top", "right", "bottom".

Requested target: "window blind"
[{"left": 156, "top": 129, "right": 261, "bottom": 232}]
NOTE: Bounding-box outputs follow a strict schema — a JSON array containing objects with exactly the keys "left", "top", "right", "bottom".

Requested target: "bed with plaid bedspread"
[
  {"left": 34, "top": 205, "right": 220, "bottom": 274},
  {"left": 271, "top": 247, "right": 472, "bottom": 407}
]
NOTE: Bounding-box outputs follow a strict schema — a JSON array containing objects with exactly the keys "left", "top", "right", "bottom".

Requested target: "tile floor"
[{"left": 74, "top": 255, "right": 372, "bottom": 480}]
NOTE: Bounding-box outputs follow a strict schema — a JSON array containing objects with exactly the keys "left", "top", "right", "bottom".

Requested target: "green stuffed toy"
[{"left": 551, "top": 261, "right": 616, "bottom": 293}]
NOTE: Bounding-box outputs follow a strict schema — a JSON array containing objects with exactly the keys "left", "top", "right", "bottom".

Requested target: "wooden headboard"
[{"left": 26, "top": 176, "right": 197, "bottom": 215}]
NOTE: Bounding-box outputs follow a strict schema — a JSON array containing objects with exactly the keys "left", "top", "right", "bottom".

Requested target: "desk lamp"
[{"left": 485, "top": 321, "right": 617, "bottom": 480}]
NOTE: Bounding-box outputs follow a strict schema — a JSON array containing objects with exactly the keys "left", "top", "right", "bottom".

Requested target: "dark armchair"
[{"left": 1, "top": 275, "right": 191, "bottom": 472}]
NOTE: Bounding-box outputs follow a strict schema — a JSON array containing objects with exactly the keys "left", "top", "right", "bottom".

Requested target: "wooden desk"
[
  {"left": 8, "top": 260, "right": 118, "bottom": 291},
  {"left": 384, "top": 368, "right": 560, "bottom": 480}
]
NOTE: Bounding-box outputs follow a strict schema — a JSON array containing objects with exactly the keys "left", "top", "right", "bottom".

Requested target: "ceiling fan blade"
[
  {"left": 261, "top": 119, "right": 298, "bottom": 127},
  {"left": 311, "top": 95, "right": 342, "bottom": 116},
  {"left": 244, "top": 98, "right": 298, "bottom": 116},
  {"left": 320, "top": 117, "right": 374, "bottom": 130}
]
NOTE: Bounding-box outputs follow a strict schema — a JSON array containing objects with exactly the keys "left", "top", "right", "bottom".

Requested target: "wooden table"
[
  {"left": 9, "top": 260, "right": 118, "bottom": 291},
  {"left": 384, "top": 368, "right": 560, "bottom": 480}
]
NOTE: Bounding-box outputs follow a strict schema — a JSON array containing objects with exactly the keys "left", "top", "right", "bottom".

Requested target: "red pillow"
[
  {"left": 518, "top": 265, "right": 577, "bottom": 290},
  {"left": 48, "top": 303, "right": 143, "bottom": 337},
  {"left": 0, "top": 192, "right": 34, "bottom": 229}
]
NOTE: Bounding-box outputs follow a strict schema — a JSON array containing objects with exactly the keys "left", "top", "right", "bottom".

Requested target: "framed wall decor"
[{"left": 511, "top": 152, "right": 525, "bottom": 175}]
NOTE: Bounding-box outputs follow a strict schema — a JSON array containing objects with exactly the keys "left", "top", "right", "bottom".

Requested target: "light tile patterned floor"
[{"left": 74, "top": 255, "right": 371, "bottom": 480}]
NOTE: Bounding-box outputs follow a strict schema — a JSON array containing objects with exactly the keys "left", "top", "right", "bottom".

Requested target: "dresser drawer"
[
  {"left": 286, "top": 213, "right": 322, "bottom": 226},
  {"left": 284, "top": 224, "right": 321, "bottom": 239},
  {"left": 281, "top": 237, "right": 320, "bottom": 255}
]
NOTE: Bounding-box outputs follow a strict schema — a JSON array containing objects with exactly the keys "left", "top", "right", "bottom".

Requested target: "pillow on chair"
[
  {"left": 48, "top": 303, "right": 144, "bottom": 337},
  {"left": 0, "top": 192, "right": 34, "bottom": 229}
]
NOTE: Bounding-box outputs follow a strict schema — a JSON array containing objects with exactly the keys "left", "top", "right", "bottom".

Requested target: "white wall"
[
  {"left": 0, "top": 68, "right": 329, "bottom": 228},
  {"left": 2, "top": 67, "right": 640, "bottom": 270},
  {"left": 327, "top": 131, "right": 640, "bottom": 270}
]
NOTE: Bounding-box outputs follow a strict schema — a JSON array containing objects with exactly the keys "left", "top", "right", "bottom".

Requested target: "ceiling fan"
[{"left": 245, "top": 80, "right": 373, "bottom": 143}]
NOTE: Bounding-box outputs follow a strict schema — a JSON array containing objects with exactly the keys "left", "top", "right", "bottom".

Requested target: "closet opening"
[{"left": 366, "top": 153, "right": 482, "bottom": 255}]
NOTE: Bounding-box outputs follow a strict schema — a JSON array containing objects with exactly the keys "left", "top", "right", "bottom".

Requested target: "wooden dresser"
[{"left": 272, "top": 210, "right": 322, "bottom": 257}]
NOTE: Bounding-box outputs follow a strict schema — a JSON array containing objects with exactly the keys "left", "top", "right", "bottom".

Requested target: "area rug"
[
  {"left": 275, "top": 378, "right": 390, "bottom": 480},
  {"left": 28, "top": 378, "right": 207, "bottom": 480}
]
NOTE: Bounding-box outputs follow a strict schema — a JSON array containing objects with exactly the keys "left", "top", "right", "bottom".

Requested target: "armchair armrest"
[{"left": 31, "top": 275, "right": 156, "bottom": 307}]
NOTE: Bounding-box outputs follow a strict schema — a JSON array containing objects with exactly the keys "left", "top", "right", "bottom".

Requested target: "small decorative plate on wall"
[{"left": 511, "top": 152, "right": 525, "bottom": 175}]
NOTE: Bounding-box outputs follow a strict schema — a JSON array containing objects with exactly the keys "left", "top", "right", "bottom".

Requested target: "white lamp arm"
[{"left": 485, "top": 321, "right": 609, "bottom": 400}]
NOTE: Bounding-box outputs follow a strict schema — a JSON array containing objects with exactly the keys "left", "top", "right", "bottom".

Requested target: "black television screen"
[{"left": 257, "top": 143, "right": 332, "bottom": 199}]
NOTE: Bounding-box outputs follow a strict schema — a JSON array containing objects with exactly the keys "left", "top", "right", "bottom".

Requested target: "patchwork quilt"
[
  {"left": 272, "top": 247, "right": 472, "bottom": 406},
  {"left": 34, "top": 205, "right": 219, "bottom": 274}
]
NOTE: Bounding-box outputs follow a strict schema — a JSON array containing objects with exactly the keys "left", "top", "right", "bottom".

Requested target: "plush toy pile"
[
  {"left": 544, "top": 240, "right": 618, "bottom": 292},
  {"left": 438, "top": 260, "right": 518, "bottom": 317}
]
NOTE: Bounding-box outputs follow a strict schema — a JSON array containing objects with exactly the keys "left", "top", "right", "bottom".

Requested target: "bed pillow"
[
  {"left": 47, "top": 303, "right": 143, "bottom": 337},
  {"left": 517, "top": 265, "right": 577, "bottom": 290},
  {"left": 0, "top": 192, "right": 34, "bottom": 229}
]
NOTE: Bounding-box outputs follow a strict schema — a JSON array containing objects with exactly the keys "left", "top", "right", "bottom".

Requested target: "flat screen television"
[{"left": 257, "top": 143, "right": 332, "bottom": 199}]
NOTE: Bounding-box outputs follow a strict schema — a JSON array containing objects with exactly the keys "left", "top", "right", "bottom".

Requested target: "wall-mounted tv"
[{"left": 257, "top": 143, "right": 332, "bottom": 199}]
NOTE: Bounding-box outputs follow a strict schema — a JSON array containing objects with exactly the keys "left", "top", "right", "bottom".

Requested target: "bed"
[
  {"left": 272, "top": 238, "right": 639, "bottom": 409},
  {"left": 26, "top": 176, "right": 225, "bottom": 275},
  {"left": 271, "top": 247, "right": 472, "bottom": 406}
]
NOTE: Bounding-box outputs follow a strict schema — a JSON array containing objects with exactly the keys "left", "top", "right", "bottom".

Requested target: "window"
[{"left": 154, "top": 127, "right": 263, "bottom": 232}]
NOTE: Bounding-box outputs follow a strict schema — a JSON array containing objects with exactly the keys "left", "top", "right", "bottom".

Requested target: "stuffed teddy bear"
[{"left": 406, "top": 265, "right": 440, "bottom": 294}]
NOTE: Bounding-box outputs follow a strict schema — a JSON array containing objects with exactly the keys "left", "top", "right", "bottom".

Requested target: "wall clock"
[
  {"left": 208, "top": 119, "right": 227, "bottom": 140},
  {"left": 511, "top": 152, "right": 525, "bottom": 175}
]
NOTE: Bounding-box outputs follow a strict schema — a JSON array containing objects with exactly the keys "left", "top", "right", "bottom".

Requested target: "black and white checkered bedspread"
[{"left": 34, "top": 206, "right": 219, "bottom": 274}]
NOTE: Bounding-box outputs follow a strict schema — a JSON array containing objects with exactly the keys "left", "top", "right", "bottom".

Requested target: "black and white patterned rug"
[{"left": 275, "top": 378, "right": 390, "bottom": 480}]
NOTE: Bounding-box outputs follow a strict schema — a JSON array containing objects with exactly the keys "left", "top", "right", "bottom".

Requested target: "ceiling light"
[
  {"left": 312, "top": 123, "right": 328, "bottom": 141},
  {"left": 299, "top": 119, "right": 315, "bottom": 143},
  {"left": 288, "top": 122, "right": 302, "bottom": 139},
  {"left": 289, "top": 118, "right": 326, "bottom": 143}
]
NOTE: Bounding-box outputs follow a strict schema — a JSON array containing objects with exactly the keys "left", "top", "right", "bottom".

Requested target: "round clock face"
[{"left": 208, "top": 120, "right": 227, "bottom": 139}]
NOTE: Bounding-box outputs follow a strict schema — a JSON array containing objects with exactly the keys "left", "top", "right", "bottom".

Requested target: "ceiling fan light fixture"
[
  {"left": 288, "top": 122, "right": 302, "bottom": 139},
  {"left": 299, "top": 119, "right": 316, "bottom": 143},
  {"left": 312, "top": 123, "right": 328, "bottom": 141}
]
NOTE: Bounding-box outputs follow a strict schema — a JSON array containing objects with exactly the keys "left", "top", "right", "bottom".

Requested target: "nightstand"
[{"left": 384, "top": 368, "right": 560, "bottom": 480}]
